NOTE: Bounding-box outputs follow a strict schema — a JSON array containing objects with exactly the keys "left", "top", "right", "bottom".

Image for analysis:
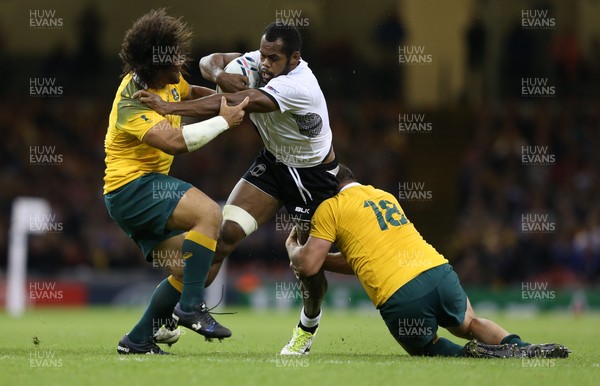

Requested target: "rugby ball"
[{"left": 216, "top": 56, "right": 261, "bottom": 93}]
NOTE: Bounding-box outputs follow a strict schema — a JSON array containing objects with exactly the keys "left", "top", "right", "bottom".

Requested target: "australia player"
[
  {"left": 284, "top": 164, "right": 571, "bottom": 358},
  {"left": 104, "top": 9, "right": 248, "bottom": 354},
  {"left": 134, "top": 22, "right": 337, "bottom": 353}
]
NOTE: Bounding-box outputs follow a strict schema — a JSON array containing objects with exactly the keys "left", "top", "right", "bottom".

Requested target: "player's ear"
[{"left": 290, "top": 51, "right": 301, "bottom": 66}]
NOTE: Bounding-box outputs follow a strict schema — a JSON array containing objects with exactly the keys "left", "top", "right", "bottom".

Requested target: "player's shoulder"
[
  {"left": 116, "top": 76, "right": 143, "bottom": 105},
  {"left": 369, "top": 185, "right": 399, "bottom": 204},
  {"left": 263, "top": 68, "right": 315, "bottom": 102},
  {"left": 314, "top": 194, "right": 338, "bottom": 218},
  {"left": 272, "top": 60, "right": 314, "bottom": 85},
  {"left": 116, "top": 85, "right": 160, "bottom": 125},
  {"left": 287, "top": 61, "right": 316, "bottom": 84},
  {"left": 175, "top": 75, "right": 190, "bottom": 89},
  {"left": 338, "top": 184, "right": 394, "bottom": 206}
]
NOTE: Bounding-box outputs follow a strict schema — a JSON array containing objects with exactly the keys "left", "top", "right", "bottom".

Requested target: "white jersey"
[{"left": 244, "top": 50, "right": 332, "bottom": 168}]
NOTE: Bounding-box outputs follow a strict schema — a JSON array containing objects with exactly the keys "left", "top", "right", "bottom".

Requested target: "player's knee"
[
  {"left": 212, "top": 241, "right": 228, "bottom": 264},
  {"left": 216, "top": 220, "right": 246, "bottom": 256},
  {"left": 205, "top": 200, "right": 223, "bottom": 226},
  {"left": 462, "top": 308, "right": 477, "bottom": 332},
  {"left": 189, "top": 199, "right": 221, "bottom": 231},
  {"left": 222, "top": 204, "right": 257, "bottom": 237}
]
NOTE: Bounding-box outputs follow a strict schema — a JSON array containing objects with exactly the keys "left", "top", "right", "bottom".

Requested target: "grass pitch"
[{"left": 0, "top": 307, "right": 598, "bottom": 386}]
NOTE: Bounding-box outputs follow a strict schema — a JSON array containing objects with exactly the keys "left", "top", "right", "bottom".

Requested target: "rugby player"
[
  {"left": 104, "top": 9, "right": 248, "bottom": 354},
  {"left": 134, "top": 22, "right": 336, "bottom": 353},
  {"left": 283, "top": 164, "right": 571, "bottom": 358}
]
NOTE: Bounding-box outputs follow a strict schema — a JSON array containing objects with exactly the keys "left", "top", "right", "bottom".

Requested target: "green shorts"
[
  {"left": 379, "top": 264, "right": 467, "bottom": 350},
  {"left": 104, "top": 173, "right": 192, "bottom": 261}
]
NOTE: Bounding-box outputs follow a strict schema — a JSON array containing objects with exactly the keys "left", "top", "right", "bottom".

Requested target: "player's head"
[
  {"left": 119, "top": 8, "right": 192, "bottom": 89},
  {"left": 259, "top": 22, "right": 302, "bottom": 82},
  {"left": 335, "top": 164, "right": 357, "bottom": 190}
]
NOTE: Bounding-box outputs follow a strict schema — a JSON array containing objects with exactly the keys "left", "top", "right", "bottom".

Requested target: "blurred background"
[{"left": 0, "top": 0, "right": 599, "bottom": 312}]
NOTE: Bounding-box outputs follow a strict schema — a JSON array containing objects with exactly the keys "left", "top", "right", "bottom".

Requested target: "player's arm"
[
  {"left": 200, "top": 52, "right": 250, "bottom": 92},
  {"left": 141, "top": 96, "right": 248, "bottom": 155},
  {"left": 287, "top": 225, "right": 356, "bottom": 277},
  {"left": 286, "top": 226, "right": 332, "bottom": 279},
  {"left": 186, "top": 85, "right": 216, "bottom": 100},
  {"left": 133, "top": 88, "right": 278, "bottom": 117},
  {"left": 323, "top": 252, "right": 355, "bottom": 275}
]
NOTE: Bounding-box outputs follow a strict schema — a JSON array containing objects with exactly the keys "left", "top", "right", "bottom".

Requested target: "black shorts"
[{"left": 242, "top": 148, "right": 338, "bottom": 221}]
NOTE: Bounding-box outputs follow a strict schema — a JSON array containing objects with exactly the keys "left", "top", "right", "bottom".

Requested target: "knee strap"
[{"left": 223, "top": 204, "right": 258, "bottom": 236}]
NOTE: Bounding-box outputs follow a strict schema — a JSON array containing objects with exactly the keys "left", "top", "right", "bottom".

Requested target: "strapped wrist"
[{"left": 181, "top": 116, "right": 229, "bottom": 152}]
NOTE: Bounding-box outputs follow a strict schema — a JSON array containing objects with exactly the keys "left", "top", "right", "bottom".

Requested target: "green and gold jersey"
[
  {"left": 310, "top": 183, "right": 448, "bottom": 307},
  {"left": 103, "top": 73, "right": 190, "bottom": 194}
]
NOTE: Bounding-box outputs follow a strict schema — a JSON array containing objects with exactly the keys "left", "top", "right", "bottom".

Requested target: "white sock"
[{"left": 300, "top": 307, "right": 321, "bottom": 328}]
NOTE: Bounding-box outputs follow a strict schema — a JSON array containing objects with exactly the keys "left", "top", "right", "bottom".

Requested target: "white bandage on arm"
[
  {"left": 223, "top": 204, "right": 258, "bottom": 236},
  {"left": 181, "top": 116, "right": 229, "bottom": 152}
]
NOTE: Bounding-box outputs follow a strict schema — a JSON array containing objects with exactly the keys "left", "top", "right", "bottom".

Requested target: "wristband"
[{"left": 182, "top": 116, "right": 229, "bottom": 151}]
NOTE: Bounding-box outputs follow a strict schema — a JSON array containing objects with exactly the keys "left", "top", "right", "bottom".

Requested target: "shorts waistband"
[{"left": 262, "top": 147, "right": 337, "bottom": 170}]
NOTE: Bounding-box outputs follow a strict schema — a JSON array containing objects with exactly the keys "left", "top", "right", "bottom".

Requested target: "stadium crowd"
[{"left": 0, "top": 10, "right": 599, "bottom": 288}]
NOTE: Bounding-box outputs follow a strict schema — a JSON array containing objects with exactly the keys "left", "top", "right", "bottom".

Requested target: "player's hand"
[
  {"left": 133, "top": 90, "right": 171, "bottom": 115},
  {"left": 219, "top": 96, "right": 249, "bottom": 127},
  {"left": 216, "top": 72, "right": 250, "bottom": 93},
  {"left": 285, "top": 225, "right": 300, "bottom": 251},
  {"left": 286, "top": 226, "right": 301, "bottom": 279},
  {"left": 289, "top": 262, "right": 301, "bottom": 280}
]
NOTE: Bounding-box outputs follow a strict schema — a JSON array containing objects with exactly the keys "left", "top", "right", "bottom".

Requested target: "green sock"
[
  {"left": 501, "top": 334, "right": 530, "bottom": 347},
  {"left": 178, "top": 230, "right": 216, "bottom": 312},
  {"left": 128, "top": 277, "right": 181, "bottom": 344},
  {"left": 423, "top": 337, "right": 466, "bottom": 357}
]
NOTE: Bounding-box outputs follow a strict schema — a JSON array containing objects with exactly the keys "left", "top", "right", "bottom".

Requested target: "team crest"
[
  {"left": 138, "top": 114, "right": 153, "bottom": 124},
  {"left": 171, "top": 88, "right": 180, "bottom": 101},
  {"left": 250, "top": 164, "right": 267, "bottom": 177}
]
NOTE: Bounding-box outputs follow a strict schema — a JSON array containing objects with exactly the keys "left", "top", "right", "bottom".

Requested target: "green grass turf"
[{"left": 0, "top": 307, "right": 598, "bottom": 386}]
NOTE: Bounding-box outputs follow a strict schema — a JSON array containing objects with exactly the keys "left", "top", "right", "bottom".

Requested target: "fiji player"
[
  {"left": 284, "top": 164, "right": 571, "bottom": 358},
  {"left": 135, "top": 23, "right": 337, "bottom": 353},
  {"left": 104, "top": 9, "right": 248, "bottom": 354}
]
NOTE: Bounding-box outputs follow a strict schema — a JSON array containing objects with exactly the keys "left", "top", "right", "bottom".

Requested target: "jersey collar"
[{"left": 340, "top": 182, "right": 362, "bottom": 192}]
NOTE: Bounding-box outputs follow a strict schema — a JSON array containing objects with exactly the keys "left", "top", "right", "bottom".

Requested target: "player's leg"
[
  {"left": 439, "top": 266, "right": 529, "bottom": 346},
  {"left": 447, "top": 299, "right": 571, "bottom": 358},
  {"left": 106, "top": 174, "right": 193, "bottom": 354},
  {"left": 280, "top": 266, "right": 327, "bottom": 355},
  {"left": 440, "top": 266, "right": 571, "bottom": 358},
  {"left": 446, "top": 297, "right": 513, "bottom": 344},
  {"left": 205, "top": 178, "right": 283, "bottom": 286},
  {"left": 205, "top": 150, "right": 285, "bottom": 287},
  {"left": 379, "top": 265, "right": 468, "bottom": 357},
  {"left": 166, "top": 186, "right": 220, "bottom": 305},
  {"left": 165, "top": 186, "right": 235, "bottom": 340},
  {"left": 284, "top": 220, "right": 327, "bottom": 354},
  {"left": 281, "top": 161, "right": 338, "bottom": 355},
  {"left": 295, "top": 219, "right": 328, "bottom": 321},
  {"left": 427, "top": 263, "right": 513, "bottom": 357},
  {"left": 123, "top": 234, "right": 185, "bottom": 351}
]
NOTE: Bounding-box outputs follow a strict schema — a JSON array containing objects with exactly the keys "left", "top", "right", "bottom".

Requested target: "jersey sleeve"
[
  {"left": 115, "top": 98, "right": 167, "bottom": 142},
  {"left": 310, "top": 199, "right": 337, "bottom": 243},
  {"left": 260, "top": 75, "right": 313, "bottom": 114}
]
